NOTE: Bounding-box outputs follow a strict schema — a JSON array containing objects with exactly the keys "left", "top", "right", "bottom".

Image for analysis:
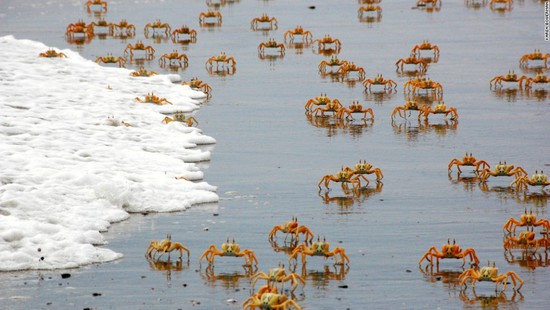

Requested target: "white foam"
[{"left": 0, "top": 35, "right": 219, "bottom": 271}]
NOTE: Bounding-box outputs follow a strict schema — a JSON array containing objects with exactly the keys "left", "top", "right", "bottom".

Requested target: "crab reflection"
[
  {"left": 515, "top": 192, "right": 549, "bottom": 207},
  {"left": 200, "top": 264, "right": 257, "bottom": 290},
  {"left": 319, "top": 183, "right": 383, "bottom": 209},
  {"left": 285, "top": 41, "right": 311, "bottom": 55},
  {"left": 459, "top": 288, "right": 523, "bottom": 308},
  {"left": 294, "top": 263, "right": 349, "bottom": 290},
  {"left": 146, "top": 256, "right": 189, "bottom": 283},
  {"left": 312, "top": 46, "right": 340, "bottom": 57},
  {"left": 358, "top": 15, "right": 382, "bottom": 23},
  {"left": 419, "top": 264, "right": 464, "bottom": 290},
  {"left": 504, "top": 249, "right": 550, "bottom": 270},
  {"left": 490, "top": 88, "right": 522, "bottom": 102},
  {"left": 206, "top": 66, "right": 236, "bottom": 77},
  {"left": 524, "top": 88, "right": 550, "bottom": 102},
  {"left": 448, "top": 173, "right": 480, "bottom": 192},
  {"left": 363, "top": 90, "right": 395, "bottom": 104},
  {"left": 391, "top": 119, "right": 458, "bottom": 142},
  {"left": 464, "top": 0, "right": 487, "bottom": 9},
  {"left": 270, "top": 239, "right": 300, "bottom": 256},
  {"left": 305, "top": 112, "right": 373, "bottom": 138}
]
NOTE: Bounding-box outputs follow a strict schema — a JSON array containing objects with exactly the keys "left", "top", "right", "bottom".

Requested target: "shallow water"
[{"left": 1, "top": 0, "right": 549, "bottom": 309}]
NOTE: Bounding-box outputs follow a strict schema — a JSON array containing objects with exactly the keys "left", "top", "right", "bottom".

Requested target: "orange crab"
[
  {"left": 66, "top": 20, "right": 94, "bottom": 38},
  {"left": 395, "top": 53, "right": 428, "bottom": 73},
  {"left": 459, "top": 262, "right": 523, "bottom": 292},
  {"left": 305, "top": 94, "right": 340, "bottom": 111},
  {"left": 478, "top": 161, "right": 527, "bottom": 183},
  {"left": 312, "top": 100, "right": 344, "bottom": 117},
  {"left": 419, "top": 239, "right": 480, "bottom": 267},
  {"left": 490, "top": 70, "right": 526, "bottom": 89},
  {"left": 411, "top": 40, "right": 440, "bottom": 57},
  {"left": 124, "top": 40, "right": 155, "bottom": 58},
  {"left": 284, "top": 25, "right": 313, "bottom": 42},
  {"left": 205, "top": 52, "right": 236, "bottom": 68},
  {"left": 171, "top": 25, "right": 197, "bottom": 43},
  {"left": 39, "top": 48, "right": 67, "bottom": 58},
  {"left": 145, "top": 234, "right": 190, "bottom": 261},
  {"left": 269, "top": 217, "right": 314, "bottom": 243},
  {"left": 417, "top": 0, "right": 441, "bottom": 7},
  {"left": 144, "top": 19, "right": 171, "bottom": 36},
  {"left": 503, "top": 209, "right": 550, "bottom": 235},
  {"left": 162, "top": 111, "right": 198, "bottom": 127},
  {"left": 89, "top": 18, "right": 112, "bottom": 35},
  {"left": 289, "top": 236, "right": 350, "bottom": 265},
  {"left": 419, "top": 102, "right": 458, "bottom": 120},
  {"left": 504, "top": 230, "right": 550, "bottom": 251},
  {"left": 135, "top": 93, "right": 172, "bottom": 105},
  {"left": 318, "top": 56, "right": 348, "bottom": 73},
  {"left": 522, "top": 73, "right": 550, "bottom": 89},
  {"left": 199, "top": 239, "right": 258, "bottom": 266},
  {"left": 362, "top": 74, "right": 397, "bottom": 92},
  {"left": 258, "top": 38, "right": 285, "bottom": 55},
  {"left": 130, "top": 66, "right": 158, "bottom": 77},
  {"left": 519, "top": 49, "right": 550, "bottom": 67},
  {"left": 313, "top": 34, "right": 342, "bottom": 50},
  {"left": 318, "top": 167, "right": 367, "bottom": 192},
  {"left": 411, "top": 78, "right": 443, "bottom": 95},
  {"left": 357, "top": 5, "right": 382, "bottom": 18},
  {"left": 95, "top": 54, "right": 126, "bottom": 67},
  {"left": 336, "top": 101, "right": 374, "bottom": 121},
  {"left": 344, "top": 159, "right": 383, "bottom": 182},
  {"left": 158, "top": 50, "right": 188, "bottom": 67},
  {"left": 242, "top": 290, "right": 301, "bottom": 310},
  {"left": 250, "top": 13, "right": 278, "bottom": 30},
  {"left": 512, "top": 170, "right": 550, "bottom": 192},
  {"left": 86, "top": 0, "right": 107, "bottom": 12},
  {"left": 489, "top": 0, "right": 513, "bottom": 10},
  {"left": 182, "top": 77, "right": 212, "bottom": 96},
  {"left": 250, "top": 264, "right": 305, "bottom": 292},
  {"left": 111, "top": 19, "right": 136, "bottom": 37},
  {"left": 448, "top": 153, "right": 490, "bottom": 173},
  {"left": 390, "top": 101, "right": 422, "bottom": 120},
  {"left": 336, "top": 62, "right": 366, "bottom": 80},
  {"left": 199, "top": 10, "right": 222, "bottom": 25}
]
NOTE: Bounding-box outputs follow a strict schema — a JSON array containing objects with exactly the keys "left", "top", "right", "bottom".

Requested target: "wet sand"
[{"left": 1, "top": 0, "right": 549, "bottom": 309}]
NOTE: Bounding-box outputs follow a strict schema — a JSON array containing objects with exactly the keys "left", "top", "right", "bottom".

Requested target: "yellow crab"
[
  {"left": 135, "top": 93, "right": 172, "bottom": 105},
  {"left": 243, "top": 291, "right": 301, "bottom": 310},
  {"left": 419, "top": 102, "right": 458, "bottom": 121},
  {"left": 250, "top": 264, "right": 306, "bottom": 292},
  {"left": 512, "top": 170, "right": 550, "bottom": 192},
  {"left": 391, "top": 101, "right": 422, "bottom": 120},
  {"left": 145, "top": 234, "right": 190, "bottom": 261},
  {"left": 95, "top": 54, "right": 126, "bottom": 68},
  {"left": 182, "top": 77, "right": 212, "bottom": 96},
  {"left": 199, "top": 239, "right": 258, "bottom": 266},
  {"left": 336, "top": 101, "right": 374, "bottom": 121},
  {"left": 161, "top": 111, "right": 198, "bottom": 127},
  {"left": 130, "top": 66, "right": 158, "bottom": 77},
  {"left": 289, "top": 236, "right": 350, "bottom": 265},
  {"left": 39, "top": 48, "right": 67, "bottom": 58},
  {"left": 478, "top": 161, "right": 527, "bottom": 183},
  {"left": 459, "top": 263, "right": 523, "bottom": 292}
]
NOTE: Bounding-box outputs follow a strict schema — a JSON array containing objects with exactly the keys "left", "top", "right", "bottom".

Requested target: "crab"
[
  {"left": 161, "top": 111, "right": 198, "bottom": 127},
  {"left": 95, "top": 54, "right": 126, "bottom": 67},
  {"left": 391, "top": 101, "right": 422, "bottom": 120},
  {"left": 86, "top": 0, "right": 108, "bottom": 11},
  {"left": 305, "top": 94, "right": 340, "bottom": 111},
  {"left": 145, "top": 234, "right": 190, "bottom": 261},
  {"left": 478, "top": 161, "right": 527, "bottom": 183},
  {"left": 419, "top": 239, "right": 480, "bottom": 267},
  {"left": 459, "top": 262, "right": 523, "bottom": 292},
  {"left": 417, "top": 0, "right": 441, "bottom": 6},
  {"left": 503, "top": 229, "right": 550, "bottom": 251},
  {"left": 269, "top": 217, "right": 314, "bottom": 243},
  {"left": 199, "top": 239, "right": 258, "bottom": 266},
  {"left": 336, "top": 62, "right": 366, "bottom": 80},
  {"left": 512, "top": 170, "right": 550, "bottom": 192},
  {"left": 336, "top": 101, "right": 374, "bottom": 121},
  {"left": 205, "top": 52, "right": 236, "bottom": 68},
  {"left": 258, "top": 38, "right": 285, "bottom": 55},
  {"left": 251, "top": 264, "right": 306, "bottom": 292},
  {"left": 111, "top": 19, "right": 136, "bottom": 36},
  {"left": 318, "top": 167, "right": 366, "bottom": 193},
  {"left": 144, "top": 19, "right": 171, "bottom": 36},
  {"left": 357, "top": 5, "right": 382, "bottom": 18},
  {"left": 250, "top": 13, "right": 278, "bottom": 30},
  {"left": 395, "top": 53, "right": 428, "bottom": 73},
  {"left": 171, "top": 25, "right": 197, "bottom": 43},
  {"left": 135, "top": 93, "right": 172, "bottom": 105},
  {"left": 130, "top": 66, "right": 158, "bottom": 77},
  {"left": 448, "top": 153, "right": 490, "bottom": 174},
  {"left": 489, "top": 0, "right": 513, "bottom": 10},
  {"left": 504, "top": 209, "right": 550, "bottom": 235},
  {"left": 39, "top": 48, "right": 67, "bottom": 58},
  {"left": 124, "top": 40, "right": 155, "bottom": 58},
  {"left": 158, "top": 50, "right": 188, "bottom": 67},
  {"left": 312, "top": 100, "right": 344, "bottom": 117},
  {"left": 313, "top": 34, "right": 342, "bottom": 50},
  {"left": 362, "top": 74, "right": 397, "bottom": 92},
  {"left": 419, "top": 102, "right": 458, "bottom": 120},
  {"left": 182, "top": 77, "right": 212, "bottom": 96},
  {"left": 199, "top": 10, "right": 222, "bottom": 25},
  {"left": 490, "top": 70, "right": 526, "bottom": 89},
  {"left": 89, "top": 18, "right": 112, "bottom": 35},
  {"left": 284, "top": 25, "right": 313, "bottom": 42},
  {"left": 344, "top": 159, "right": 383, "bottom": 182},
  {"left": 519, "top": 49, "right": 550, "bottom": 67},
  {"left": 403, "top": 76, "right": 427, "bottom": 93},
  {"left": 522, "top": 73, "right": 550, "bottom": 89},
  {"left": 243, "top": 291, "right": 301, "bottom": 310},
  {"left": 289, "top": 236, "right": 350, "bottom": 265},
  {"left": 318, "top": 56, "right": 348, "bottom": 73},
  {"left": 66, "top": 20, "right": 94, "bottom": 38},
  {"left": 411, "top": 78, "right": 443, "bottom": 95},
  {"left": 411, "top": 40, "right": 440, "bottom": 57}
]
